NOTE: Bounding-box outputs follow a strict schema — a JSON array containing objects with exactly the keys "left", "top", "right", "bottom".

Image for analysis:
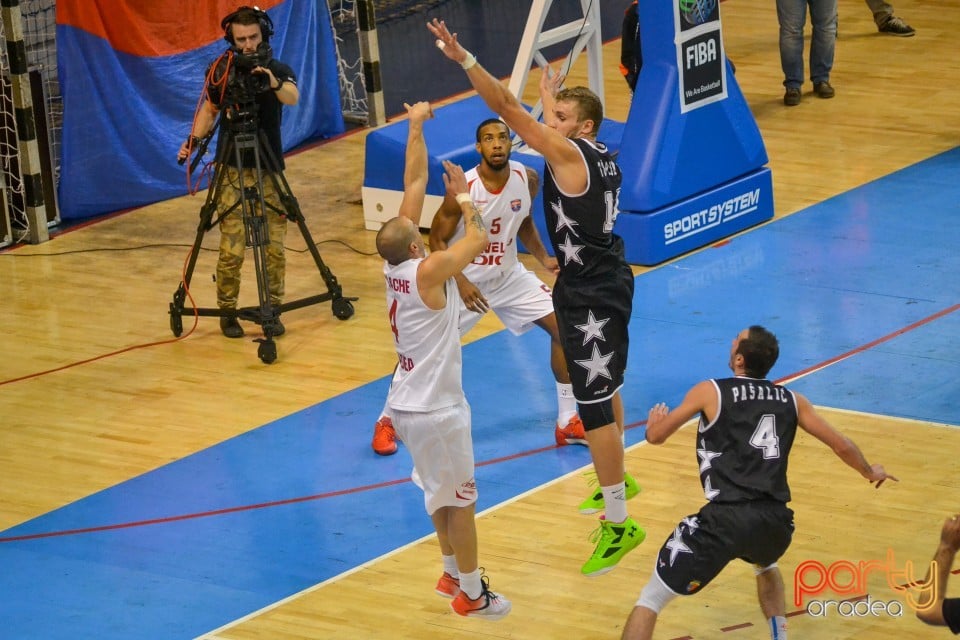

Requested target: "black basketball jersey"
[
  {"left": 542, "top": 137, "right": 626, "bottom": 280},
  {"left": 696, "top": 377, "right": 799, "bottom": 504}
]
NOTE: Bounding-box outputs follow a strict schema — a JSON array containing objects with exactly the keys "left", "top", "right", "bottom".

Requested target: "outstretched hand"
[
  {"left": 540, "top": 255, "right": 560, "bottom": 276},
  {"left": 441, "top": 159, "right": 468, "bottom": 196},
  {"left": 539, "top": 64, "right": 564, "bottom": 98},
  {"left": 941, "top": 514, "right": 960, "bottom": 552},
  {"left": 647, "top": 402, "right": 670, "bottom": 429},
  {"left": 456, "top": 277, "right": 489, "bottom": 314},
  {"left": 404, "top": 100, "right": 434, "bottom": 124},
  {"left": 865, "top": 464, "right": 898, "bottom": 488},
  {"left": 427, "top": 18, "right": 468, "bottom": 65}
]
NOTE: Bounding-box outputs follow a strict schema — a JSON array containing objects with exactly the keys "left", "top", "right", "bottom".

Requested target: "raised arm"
[
  {"left": 645, "top": 380, "right": 716, "bottom": 444},
  {"left": 427, "top": 19, "right": 581, "bottom": 172},
  {"left": 794, "top": 392, "right": 897, "bottom": 487},
  {"left": 397, "top": 101, "right": 434, "bottom": 226},
  {"left": 428, "top": 188, "right": 491, "bottom": 313},
  {"left": 417, "top": 160, "right": 487, "bottom": 295},
  {"left": 428, "top": 191, "right": 463, "bottom": 254},
  {"left": 538, "top": 65, "right": 564, "bottom": 129}
]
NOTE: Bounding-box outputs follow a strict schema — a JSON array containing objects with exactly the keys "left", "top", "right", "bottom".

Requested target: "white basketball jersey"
[
  {"left": 448, "top": 160, "right": 530, "bottom": 283},
  {"left": 383, "top": 258, "right": 464, "bottom": 412}
]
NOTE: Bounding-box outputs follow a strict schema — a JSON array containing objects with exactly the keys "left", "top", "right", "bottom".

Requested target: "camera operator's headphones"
[{"left": 221, "top": 5, "right": 274, "bottom": 45}]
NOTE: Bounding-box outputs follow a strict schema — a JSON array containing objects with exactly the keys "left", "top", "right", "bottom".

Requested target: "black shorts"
[
  {"left": 552, "top": 266, "right": 634, "bottom": 403},
  {"left": 654, "top": 501, "right": 795, "bottom": 595}
]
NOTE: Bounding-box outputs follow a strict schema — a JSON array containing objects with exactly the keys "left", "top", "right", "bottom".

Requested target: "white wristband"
[
  {"left": 461, "top": 52, "right": 477, "bottom": 70},
  {"left": 455, "top": 193, "right": 473, "bottom": 205}
]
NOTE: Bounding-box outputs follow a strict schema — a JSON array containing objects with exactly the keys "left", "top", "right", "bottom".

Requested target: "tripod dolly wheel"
[
  {"left": 256, "top": 338, "right": 277, "bottom": 364},
  {"left": 332, "top": 297, "right": 355, "bottom": 320},
  {"left": 169, "top": 306, "right": 183, "bottom": 337},
  {"left": 169, "top": 287, "right": 186, "bottom": 337}
]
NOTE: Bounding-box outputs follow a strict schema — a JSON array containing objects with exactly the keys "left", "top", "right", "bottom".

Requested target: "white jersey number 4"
[{"left": 749, "top": 414, "right": 781, "bottom": 459}]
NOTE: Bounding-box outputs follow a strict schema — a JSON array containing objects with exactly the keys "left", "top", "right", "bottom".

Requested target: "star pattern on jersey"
[
  {"left": 697, "top": 438, "right": 722, "bottom": 474},
  {"left": 574, "top": 343, "right": 613, "bottom": 386},
  {"left": 666, "top": 521, "right": 695, "bottom": 567},
  {"left": 575, "top": 310, "right": 609, "bottom": 346},
  {"left": 551, "top": 199, "right": 579, "bottom": 234},
  {"left": 702, "top": 475, "right": 720, "bottom": 501},
  {"left": 557, "top": 234, "right": 584, "bottom": 266}
]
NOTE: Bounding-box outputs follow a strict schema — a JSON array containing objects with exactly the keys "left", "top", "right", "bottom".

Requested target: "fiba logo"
[{"left": 679, "top": 0, "right": 718, "bottom": 26}]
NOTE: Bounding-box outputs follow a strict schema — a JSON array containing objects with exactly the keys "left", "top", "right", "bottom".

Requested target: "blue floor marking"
[{"left": 1, "top": 147, "right": 957, "bottom": 639}]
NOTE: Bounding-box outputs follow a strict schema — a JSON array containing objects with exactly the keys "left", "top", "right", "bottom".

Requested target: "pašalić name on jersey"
[
  {"left": 663, "top": 188, "right": 761, "bottom": 241},
  {"left": 731, "top": 381, "right": 789, "bottom": 404}
]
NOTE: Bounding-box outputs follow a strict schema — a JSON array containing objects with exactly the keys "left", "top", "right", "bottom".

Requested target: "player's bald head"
[{"left": 376, "top": 217, "right": 420, "bottom": 265}]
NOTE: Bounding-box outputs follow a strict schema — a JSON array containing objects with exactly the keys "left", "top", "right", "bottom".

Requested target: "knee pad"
[
  {"left": 578, "top": 398, "right": 615, "bottom": 430},
  {"left": 754, "top": 562, "right": 778, "bottom": 576},
  {"left": 636, "top": 574, "right": 679, "bottom": 613}
]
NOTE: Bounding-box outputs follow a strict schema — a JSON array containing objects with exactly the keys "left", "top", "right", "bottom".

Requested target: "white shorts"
[
  {"left": 392, "top": 400, "right": 476, "bottom": 515},
  {"left": 459, "top": 262, "right": 554, "bottom": 337}
]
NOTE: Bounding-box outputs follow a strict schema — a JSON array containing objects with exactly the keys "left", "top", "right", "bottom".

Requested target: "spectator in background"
[
  {"left": 619, "top": 1, "right": 640, "bottom": 93},
  {"left": 620, "top": 0, "right": 734, "bottom": 95},
  {"left": 777, "top": 0, "right": 837, "bottom": 106},
  {"left": 866, "top": 0, "right": 915, "bottom": 36}
]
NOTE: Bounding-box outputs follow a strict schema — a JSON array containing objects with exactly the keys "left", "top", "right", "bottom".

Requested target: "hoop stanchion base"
[{"left": 616, "top": 167, "right": 774, "bottom": 266}]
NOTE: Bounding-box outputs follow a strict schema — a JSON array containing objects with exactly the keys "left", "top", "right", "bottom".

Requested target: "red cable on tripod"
[{"left": 184, "top": 50, "right": 235, "bottom": 195}]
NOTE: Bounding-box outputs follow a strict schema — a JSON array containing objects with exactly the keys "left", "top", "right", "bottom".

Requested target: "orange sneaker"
[
  {"left": 450, "top": 576, "right": 511, "bottom": 620},
  {"left": 435, "top": 572, "right": 460, "bottom": 598},
  {"left": 555, "top": 414, "right": 588, "bottom": 446},
  {"left": 372, "top": 416, "right": 397, "bottom": 456}
]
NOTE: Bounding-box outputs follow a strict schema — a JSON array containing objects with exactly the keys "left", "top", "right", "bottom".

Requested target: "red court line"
[
  {"left": 0, "top": 442, "right": 572, "bottom": 544},
  {"left": 2, "top": 303, "right": 957, "bottom": 543},
  {"left": 776, "top": 302, "right": 960, "bottom": 385},
  {"left": 0, "top": 477, "right": 407, "bottom": 543}
]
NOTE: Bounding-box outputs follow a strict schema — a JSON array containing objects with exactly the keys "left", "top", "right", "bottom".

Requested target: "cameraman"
[{"left": 177, "top": 7, "right": 300, "bottom": 338}]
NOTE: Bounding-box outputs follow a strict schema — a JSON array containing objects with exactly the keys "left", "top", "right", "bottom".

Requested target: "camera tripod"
[{"left": 169, "top": 114, "right": 355, "bottom": 364}]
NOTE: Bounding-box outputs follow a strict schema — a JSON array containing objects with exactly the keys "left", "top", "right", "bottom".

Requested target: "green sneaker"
[
  {"left": 581, "top": 516, "right": 646, "bottom": 577},
  {"left": 578, "top": 472, "right": 641, "bottom": 514}
]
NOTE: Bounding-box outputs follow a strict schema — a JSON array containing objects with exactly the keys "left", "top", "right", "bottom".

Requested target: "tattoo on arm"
[{"left": 465, "top": 203, "right": 485, "bottom": 232}]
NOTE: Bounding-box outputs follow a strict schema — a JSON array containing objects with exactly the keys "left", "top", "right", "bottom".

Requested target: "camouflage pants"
[{"left": 215, "top": 166, "right": 287, "bottom": 309}]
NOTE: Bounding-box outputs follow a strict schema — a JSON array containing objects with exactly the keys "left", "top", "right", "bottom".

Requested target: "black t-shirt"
[
  {"left": 697, "top": 377, "right": 798, "bottom": 504},
  {"left": 541, "top": 137, "right": 627, "bottom": 281},
  {"left": 206, "top": 55, "right": 296, "bottom": 171}
]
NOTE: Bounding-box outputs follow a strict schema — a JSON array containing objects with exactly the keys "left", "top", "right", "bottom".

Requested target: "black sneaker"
[
  {"left": 878, "top": 16, "right": 915, "bottom": 36},
  {"left": 813, "top": 81, "right": 835, "bottom": 99},
  {"left": 783, "top": 87, "right": 801, "bottom": 106},
  {"left": 220, "top": 316, "right": 244, "bottom": 338},
  {"left": 272, "top": 318, "right": 285, "bottom": 337}
]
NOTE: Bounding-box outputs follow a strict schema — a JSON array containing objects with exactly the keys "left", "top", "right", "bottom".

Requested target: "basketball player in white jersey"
[
  {"left": 372, "top": 118, "right": 587, "bottom": 456},
  {"left": 376, "top": 100, "right": 510, "bottom": 620}
]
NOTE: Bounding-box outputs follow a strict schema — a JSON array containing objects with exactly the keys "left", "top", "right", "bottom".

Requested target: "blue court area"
[{"left": 1, "top": 149, "right": 958, "bottom": 639}]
